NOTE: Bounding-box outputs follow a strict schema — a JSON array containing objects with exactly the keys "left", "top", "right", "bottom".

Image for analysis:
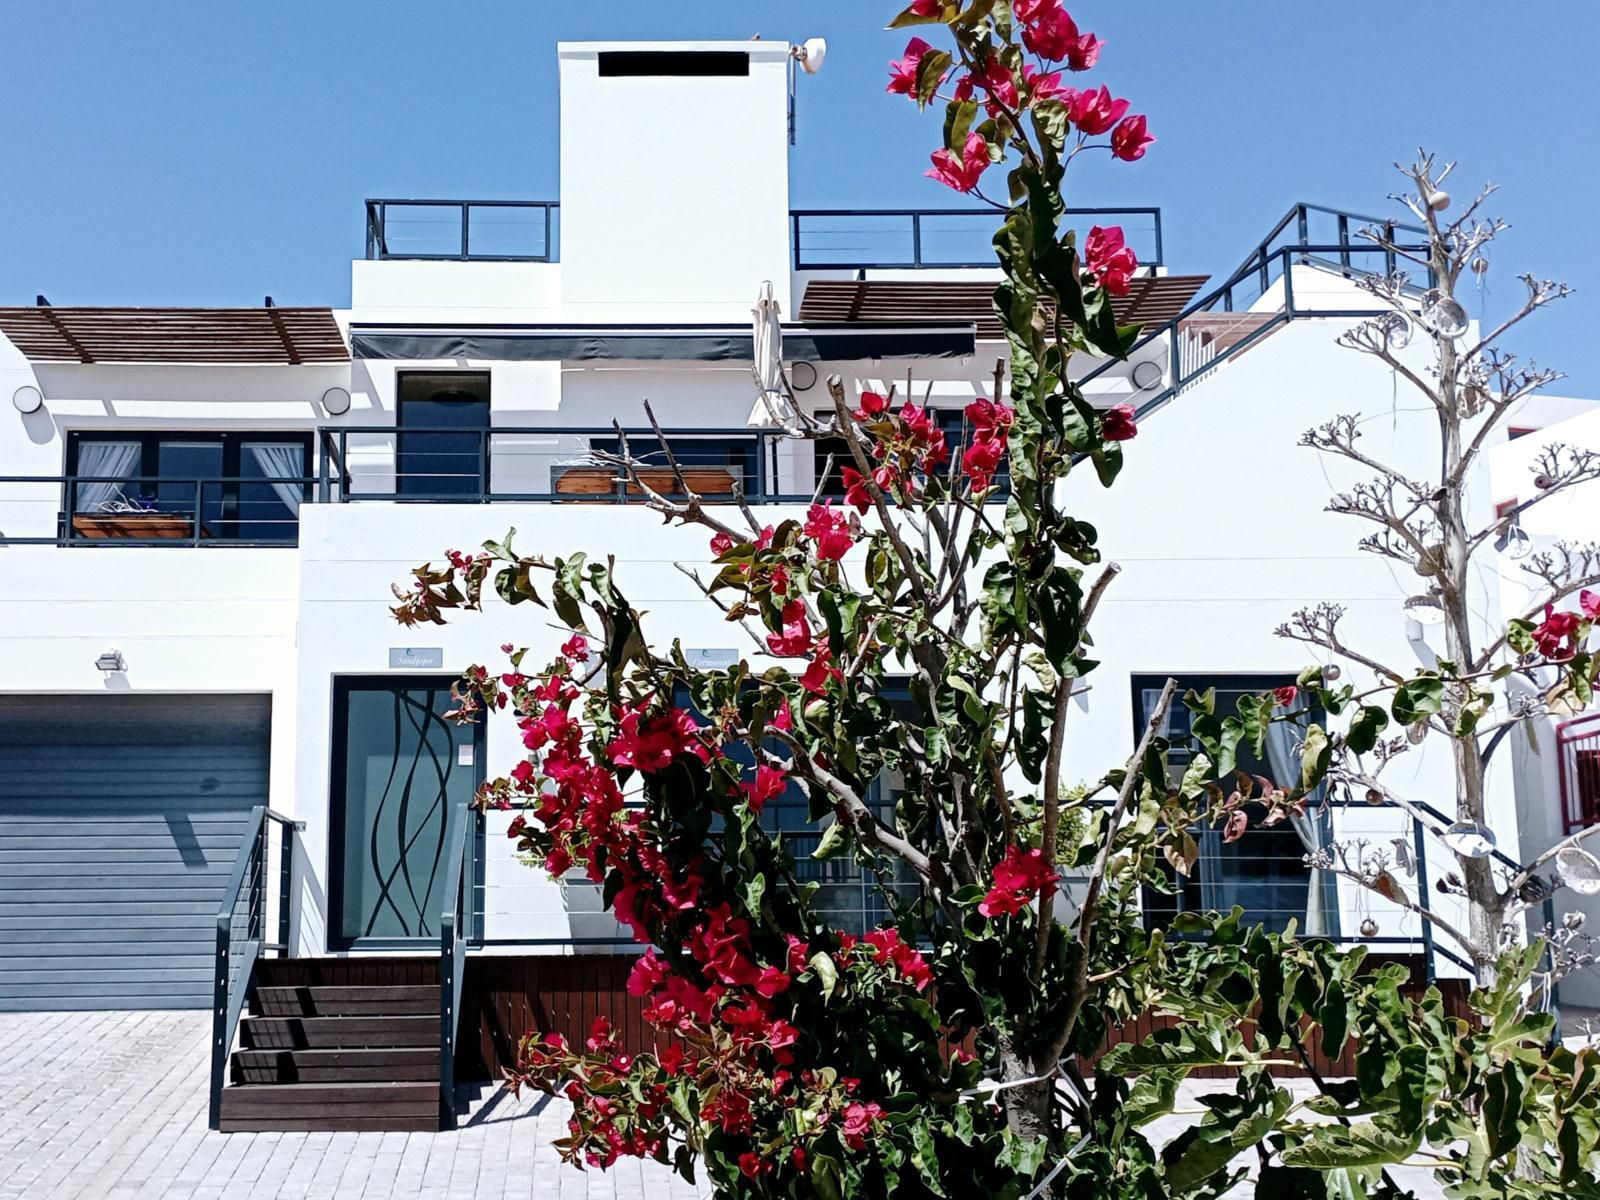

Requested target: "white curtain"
[
  {"left": 74, "top": 441, "right": 141, "bottom": 511},
  {"left": 246, "top": 443, "right": 305, "bottom": 514},
  {"left": 1265, "top": 709, "right": 1338, "bottom": 937}
]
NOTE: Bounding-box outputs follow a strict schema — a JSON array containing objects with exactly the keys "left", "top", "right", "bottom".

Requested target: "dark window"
[
  {"left": 597, "top": 51, "right": 749, "bottom": 77},
  {"left": 1130, "top": 674, "right": 1337, "bottom": 938},
  {"left": 65, "top": 430, "right": 312, "bottom": 543},
  {"left": 397, "top": 371, "right": 492, "bottom": 499}
]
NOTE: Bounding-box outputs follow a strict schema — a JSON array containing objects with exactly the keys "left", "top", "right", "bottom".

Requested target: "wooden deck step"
[
  {"left": 239, "top": 1014, "right": 436, "bottom": 1050},
  {"left": 251, "top": 985, "right": 438, "bottom": 1017},
  {"left": 231, "top": 1047, "right": 439, "bottom": 1084},
  {"left": 217, "top": 1082, "right": 438, "bottom": 1133}
]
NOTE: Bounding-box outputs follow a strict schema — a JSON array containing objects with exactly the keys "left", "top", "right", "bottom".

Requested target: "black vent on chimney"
[{"left": 597, "top": 51, "right": 750, "bottom": 78}]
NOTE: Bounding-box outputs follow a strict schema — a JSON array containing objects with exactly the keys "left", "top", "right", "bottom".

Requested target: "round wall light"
[
  {"left": 321, "top": 386, "right": 352, "bottom": 416},
  {"left": 1130, "top": 360, "right": 1164, "bottom": 391},
  {"left": 788, "top": 362, "right": 819, "bottom": 392},
  {"left": 12, "top": 385, "right": 43, "bottom": 414}
]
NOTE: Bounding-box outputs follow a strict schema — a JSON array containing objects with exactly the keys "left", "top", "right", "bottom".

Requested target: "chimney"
[{"left": 558, "top": 41, "right": 794, "bottom": 323}]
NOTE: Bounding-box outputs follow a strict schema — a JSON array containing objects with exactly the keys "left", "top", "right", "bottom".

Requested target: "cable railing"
[
  {"left": 209, "top": 806, "right": 302, "bottom": 1131},
  {"left": 0, "top": 474, "right": 314, "bottom": 547}
]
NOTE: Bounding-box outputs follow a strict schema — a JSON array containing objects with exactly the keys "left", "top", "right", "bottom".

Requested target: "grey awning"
[{"left": 347, "top": 322, "right": 977, "bottom": 362}]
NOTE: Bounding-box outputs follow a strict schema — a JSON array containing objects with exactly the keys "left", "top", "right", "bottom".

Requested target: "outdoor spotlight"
[
  {"left": 788, "top": 362, "right": 818, "bottom": 392},
  {"left": 95, "top": 649, "right": 127, "bottom": 674},
  {"left": 1439, "top": 821, "right": 1497, "bottom": 860},
  {"left": 1403, "top": 592, "right": 1447, "bottom": 626},
  {"left": 793, "top": 37, "right": 828, "bottom": 75},
  {"left": 322, "top": 386, "right": 352, "bottom": 416},
  {"left": 1130, "top": 360, "right": 1164, "bottom": 391},
  {"left": 1494, "top": 517, "right": 1532, "bottom": 560},
  {"left": 12, "top": 384, "right": 42, "bottom": 414}
]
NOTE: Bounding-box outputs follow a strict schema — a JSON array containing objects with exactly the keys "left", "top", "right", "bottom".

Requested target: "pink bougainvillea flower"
[
  {"left": 979, "top": 845, "right": 1059, "bottom": 918},
  {"left": 910, "top": 0, "right": 944, "bottom": 12},
  {"left": 1084, "top": 224, "right": 1138, "bottom": 296},
  {"left": 1273, "top": 685, "right": 1299, "bottom": 708},
  {"left": 927, "top": 132, "right": 992, "bottom": 193},
  {"left": 1111, "top": 113, "right": 1155, "bottom": 161},
  {"left": 625, "top": 948, "right": 671, "bottom": 997},
  {"left": 1581, "top": 590, "right": 1600, "bottom": 620},
  {"left": 841, "top": 1101, "right": 885, "bottom": 1150},
  {"left": 1067, "top": 84, "right": 1129, "bottom": 135},
  {"left": 803, "top": 502, "right": 855, "bottom": 562},
  {"left": 1023, "top": 66, "right": 1070, "bottom": 104},
  {"left": 1533, "top": 605, "right": 1582, "bottom": 658},
  {"left": 1065, "top": 32, "right": 1102, "bottom": 71},
  {"left": 766, "top": 600, "right": 814, "bottom": 658},
  {"left": 560, "top": 633, "right": 589, "bottom": 662},
  {"left": 887, "top": 37, "right": 938, "bottom": 97},
  {"left": 1022, "top": 7, "right": 1085, "bottom": 63},
  {"left": 709, "top": 530, "right": 734, "bottom": 556},
  {"left": 976, "top": 56, "right": 1018, "bottom": 109},
  {"left": 800, "top": 647, "right": 844, "bottom": 695},
  {"left": 1100, "top": 402, "right": 1138, "bottom": 441},
  {"left": 1012, "top": 0, "right": 1062, "bottom": 21},
  {"left": 962, "top": 435, "right": 1006, "bottom": 493}
]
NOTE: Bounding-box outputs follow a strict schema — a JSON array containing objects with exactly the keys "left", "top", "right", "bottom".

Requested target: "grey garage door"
[{"left": 0, "top": 693, "right": 270, "bottom": 1011}]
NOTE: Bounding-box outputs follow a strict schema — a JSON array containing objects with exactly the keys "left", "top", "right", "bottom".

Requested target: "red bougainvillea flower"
[
  {"left": 1533, "top": 605, "right": 1583, "bottom": 658},
  {"left": 979, "top": 845, "right": 1060, "bottom": 918},
  {"left": 1067, "top": 84, "right": 1129, "bottom": 135},
  {"left": 910, "top": 0, "right": 944, "bottom": 12},
  {"left": 560, "top": 633, "right": 589, "bottom": 662},
  {"left": 841, "top": 464, "right": 896, "bottom": 515},
  {"left": 855, "top": 390, "right": 890, "bottom": 419},
  {"left": 1011, "top": 0, "right": 1061, "bottom": 20},
  {"left": 1111, "top": 113, "right": 1155, "bottom": 161},
  {"left": 927, "top": 132, "right": 992, "bottom": 193},
  {"left": 800, "top": 647, "right": 844, "bottom": 695},
  {"left": 1581, "top": 590, "right": 1600, "bottom": 620},
  {"left": 606, "top": 705, "right": 710, "bottom": 773},
  {"left": 625, "top": 948, "right": 671, "bottom": 997},
  {"left": 900, "top": 404, "right": 952, "bottom": 472},
  {"left": 739, "top": 764, "right": 789, "bottom": 814},
  {"left": 962, "top": 436, "right": 1005, "bottom": 492},
  {"left": 1100, "top": 402, "right": 1138, "bottom": 441},
  {"left": 1065, "top": 31, "right": 1102, "bottom": 70},
  {"left": 1084, "top": 224, "right": 1138, "bottom": 296},
  {"left": 709, "top": 530, "right": 734, "bottom": 556},
  {"left": 887, "top": 37, "right": 938, "bottom": 97},
  {"left": 803, "top": 502, "right": 855, "bottom": 562},
  {"left": 1273, "top": 685, "right": 1299, "bottom": 708},
  {"left": 766, "top": 599, "right": 814, "bottom": 658},
  {"left": 738, "top": 1152, "right": 770, "bottom": 1179}
]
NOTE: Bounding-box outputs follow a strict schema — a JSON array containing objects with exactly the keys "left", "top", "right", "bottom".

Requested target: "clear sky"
[{"left": 3, "top": 2, "right": 1596, "bottom": 392}]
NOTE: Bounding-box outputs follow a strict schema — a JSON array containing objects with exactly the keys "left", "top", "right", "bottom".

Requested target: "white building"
[{"left": 0, "top": 38, "right": 1591, "bottom": 1127}]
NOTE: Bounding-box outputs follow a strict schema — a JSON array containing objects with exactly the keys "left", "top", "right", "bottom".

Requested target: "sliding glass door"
[{"left": 329, "top": 677, "right": 484, "bottom": 949}]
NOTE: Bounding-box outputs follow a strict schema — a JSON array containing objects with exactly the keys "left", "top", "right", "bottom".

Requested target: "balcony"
[
  {"left": 0, "top": 473, "right": 313, "bottom": 547},
  {"left": 363, "top": 199, "right": 1164, "bottom": 270}
]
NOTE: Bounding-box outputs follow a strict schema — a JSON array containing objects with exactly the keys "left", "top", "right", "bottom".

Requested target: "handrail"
[
  {"left": 209, "top": 805, "right": 302, "bottom": 1129},
  {"left": 0, "top": 474, "right": 317, "bottom": 548},
  {"left": 365, "top": 199, "right": 559, "bottom": 263},
  {"left": 438, "top": 799, "right": 473, "bottom": 1130}
]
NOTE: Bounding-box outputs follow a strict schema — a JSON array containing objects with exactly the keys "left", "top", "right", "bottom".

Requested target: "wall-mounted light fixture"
[
  {"left": 95, "top": 649, "right": 127, "bottom": 674},
  {"left": 1130, "top": 360, "right": 1164, "bottom": 392},
  {"left": 12, "top": 385, "right": 42, "bottom": 414},
  {"left": 788, "top": 361, "right": 818, "bottom": 392},
  {"left": 321, "top": 386, "right": 352, "bottom": 416}
]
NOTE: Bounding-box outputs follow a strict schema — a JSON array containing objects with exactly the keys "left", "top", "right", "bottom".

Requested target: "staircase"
[{"left": 217, "top": 957, "right": 446, "bottom": 1132}]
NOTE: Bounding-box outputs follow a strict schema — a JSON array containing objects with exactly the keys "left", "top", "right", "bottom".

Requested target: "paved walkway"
[{"left": 0, "top": 1010, "right": 707, "bottom": 1200}]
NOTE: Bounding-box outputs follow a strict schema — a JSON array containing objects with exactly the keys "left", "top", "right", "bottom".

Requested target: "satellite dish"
[
  {"left": 1557, "top": 846, "right": 1600, "bottom": 897},
  {"left": 795, "top": 37, "right": 828, "bottom": 75}
]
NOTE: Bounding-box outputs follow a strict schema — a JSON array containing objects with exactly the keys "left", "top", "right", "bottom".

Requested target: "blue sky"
[{"left": 3, "top": 2, "right": 1596, "bottom": 391}]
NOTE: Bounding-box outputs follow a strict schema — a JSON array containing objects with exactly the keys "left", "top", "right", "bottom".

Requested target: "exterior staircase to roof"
[{"left": 217, "top": 957, "right": 445, "bottom": 1133}]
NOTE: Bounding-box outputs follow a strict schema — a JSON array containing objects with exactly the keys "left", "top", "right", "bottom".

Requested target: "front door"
[
  {"left": 330, "top": 677, "right": 484, "bottom": 949},
  {"left": 397, "top": 371, "right": 491, "bottom": 498}
]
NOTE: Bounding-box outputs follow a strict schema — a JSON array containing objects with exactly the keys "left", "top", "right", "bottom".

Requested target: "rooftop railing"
[{"left": 362, "top": 199, "right": 1163, "bottom": 270}]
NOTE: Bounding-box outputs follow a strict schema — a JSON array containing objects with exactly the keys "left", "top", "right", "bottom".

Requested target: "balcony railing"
[
  {"left": 319, "top": 425, "right": 833, "bottom": 505},
  {"left": 0, "top": 474, "right": 314, "bottom": 547},
  {"left": 791, "top": 206, "right": 1163, "bottom": 270},
  {"left": 362, "top": 199, "right": 1163, "bottom": 271}
]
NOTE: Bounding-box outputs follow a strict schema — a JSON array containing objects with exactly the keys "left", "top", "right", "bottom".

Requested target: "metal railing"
[
  {"left": 1074, "top": 205, "right": 1432, "bottom": 433},
  {"left": 365, "top": 199, "right": 559, "bottom": 262},
  {"left": 438, "top": 798, "right": 474, "bottom": 1130},
  {"left": 0, "top": 474, "right": 314, "bottom": 547},
  {"left": 317, "top": 425, "right": 822, "bottom": 505},
  {"left": 791, "top": 206, "right": 1163, "bottom": 270},
  {"left": 361, "top": 200, "right": 1163, "bottom": 271},
  {"left": 1558, "top": 713, "right": 1600, "bottom": 834},
  {"left": 209, "top": 806, "right": 302, "bottom": 1130}
]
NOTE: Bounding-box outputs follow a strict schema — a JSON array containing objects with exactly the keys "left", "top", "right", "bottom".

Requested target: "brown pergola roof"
[
  {"left": 0, "top": 307, "right": 349, "bottom": 365},
  {"left": 797, "top": 275, "right": 1210, "bottom": 341}
]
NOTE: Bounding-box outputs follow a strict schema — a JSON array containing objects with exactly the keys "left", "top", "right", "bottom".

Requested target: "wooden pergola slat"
[{"left": 0, "top": 307, "right": 348, "bottom": 364}]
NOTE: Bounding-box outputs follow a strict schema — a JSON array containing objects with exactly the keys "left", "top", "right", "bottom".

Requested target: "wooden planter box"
[
  {"left": 553, "top": 466, "right": 737, "bottom": 500},
  {"left": 71, "top": 513, "right": 203, "bottom": 540}
]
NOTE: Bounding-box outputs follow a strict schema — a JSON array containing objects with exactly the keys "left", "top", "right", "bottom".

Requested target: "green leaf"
[
  {"left": 1346, "top": 706, "right": 1389, "bottom": 756},
  {"left": 908, "top": 1119, "right": 947, "bottom": 1197},
  {"left": 1280, "top": 1122, "right": 1421, "bottom": 1170},
  {"left": 810, "top": 951, "right": 839, "bottom": 1001},
  {"left": 1391, "top": 676, "right": 1444, "bottom": 725},
  {"left": 812, "top": 821, "right": 850, "bottom": 861},
  {"left": 913, "top": 48, "right": 952, "bottom": 109},
  {"left": 1162, "top": 1126, "right": 1242, "bottom": 1192},
  {"left": 809, "top": 1153, "right": 845, "bottom": 1200},
  {"left": 1300, "top": 724, "right": 1332, "bottom": 793},
  {"left": 943, "top": 99, "right": 979, "bottom": 156}
]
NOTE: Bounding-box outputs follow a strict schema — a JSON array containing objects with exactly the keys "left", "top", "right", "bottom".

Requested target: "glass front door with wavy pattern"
[{"left": 331, "top": 677, "right": 483, "bottom": 948}]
